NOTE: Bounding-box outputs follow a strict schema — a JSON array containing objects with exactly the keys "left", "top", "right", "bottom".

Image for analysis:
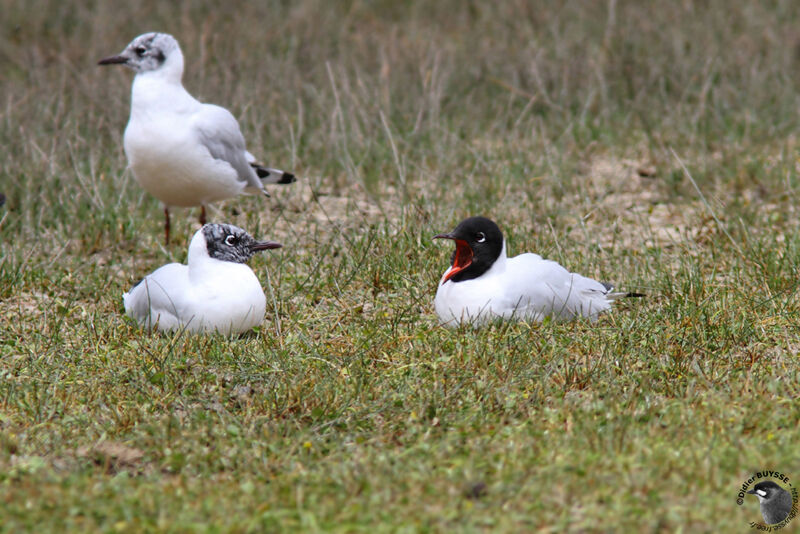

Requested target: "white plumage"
[
  {"left": 434, "top": 217, "right": 634, "bottom": 327},
  {"left": 99, "top": 33, "right": 294, "bottom": 242},
  {"left": 123, "top": 223, "right": 280, "bottom": 334}
]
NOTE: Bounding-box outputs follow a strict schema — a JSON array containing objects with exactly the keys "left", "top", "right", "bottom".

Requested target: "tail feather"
[{"left": 251, "top": 163, "right": 296, "bottom": 185}]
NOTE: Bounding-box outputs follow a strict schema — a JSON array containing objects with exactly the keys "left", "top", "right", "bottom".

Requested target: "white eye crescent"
[
  {"left": 476, "top": 232, "right": 486, "bottom": 243},
  {"left": 225, "top": 235, "right": 236, "bottom": 246}
]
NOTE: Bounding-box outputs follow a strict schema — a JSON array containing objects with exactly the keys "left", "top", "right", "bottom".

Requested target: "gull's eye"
[
  {"left": 135, "top": 46, "right": 147, "bottom": 57},
  {"left": 476, "top": 232, "right": 486, "bottom": 243},
  {"left": 225, "top": 235, "right": 236, "bottom": 246}
]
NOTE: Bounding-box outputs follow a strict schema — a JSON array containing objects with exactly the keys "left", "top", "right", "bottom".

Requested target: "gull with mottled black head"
[
  {"left": 123, "top": 223, "right": 281, "bottom": 334},
  {"left": 433, "top": 216, "right": 642, "bottom": 327},
  {"left": 99, "top": 32, "right": 295, "bottom": 244}
]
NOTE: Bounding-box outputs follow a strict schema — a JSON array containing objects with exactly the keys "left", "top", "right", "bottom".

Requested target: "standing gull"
[
  {"left": 123, "top": 223, "right": 281, "bottom": 334},
  {"left": 433, "top": 216, "right": 642, "bottom": 327},
  {"left": 99, "top": 32, "right": 295, "bottom": 244}
]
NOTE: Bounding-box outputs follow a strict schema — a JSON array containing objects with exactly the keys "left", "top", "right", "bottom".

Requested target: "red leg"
[
  {"left": 199, "top": 205, "right": 207, "bottom": 225},
  {"left": 164, "top": 206, "right": 171, "bottom": 245}
]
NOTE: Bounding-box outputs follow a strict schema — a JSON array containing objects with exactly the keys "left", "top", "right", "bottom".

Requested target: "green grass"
[{"left": 2, "top": 0, "right": 800, "bottom": 531}]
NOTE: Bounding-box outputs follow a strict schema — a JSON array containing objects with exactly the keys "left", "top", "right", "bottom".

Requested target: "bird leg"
[
  {"left": 164, "top": 206, "right": 171, "bottom": 245},
  {"left": 199, "top": 205, "right": 207, "bottom": 226}
]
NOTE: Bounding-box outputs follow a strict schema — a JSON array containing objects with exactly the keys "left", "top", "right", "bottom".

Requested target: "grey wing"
[
  {"left": 507, "top": 254, "right": 612, "bottom": 319},
  {"left": 193, "top": 104, "right": 264, "bottom": 191}
]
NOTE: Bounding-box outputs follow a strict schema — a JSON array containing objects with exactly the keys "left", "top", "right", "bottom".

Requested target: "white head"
[{"left": 98, "top": 32, "right": 184, "bottom": 82}]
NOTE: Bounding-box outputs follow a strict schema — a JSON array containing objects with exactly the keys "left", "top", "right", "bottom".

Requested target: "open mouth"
[{"left": 434, "top": 234, "right": 473, "bottom": 282}]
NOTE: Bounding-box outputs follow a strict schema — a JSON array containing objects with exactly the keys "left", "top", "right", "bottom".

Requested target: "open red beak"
[{"left": 433, "top": 233, "right": 473, "bottom": 282}]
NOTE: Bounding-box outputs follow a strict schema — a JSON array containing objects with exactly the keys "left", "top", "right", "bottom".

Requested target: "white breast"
[
  {"left": 124, "top": 260, "right": 266, "bottom": 334},
  {"left": 187, "top": 261, "right": 267, "bottom": 334},
  {"left": 435, "top": 251, "right": 612, "bottom": 327},
  {"left": 122, "top": 76, "right": 246, "bottom": 207},
  {"left": 124, "top": 118, "right": 244, "bottom": 208}
]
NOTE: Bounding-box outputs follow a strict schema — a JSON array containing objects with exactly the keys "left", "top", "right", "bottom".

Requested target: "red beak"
[{"left": 433, "top": 233, "right": 473, "bottom": 282}]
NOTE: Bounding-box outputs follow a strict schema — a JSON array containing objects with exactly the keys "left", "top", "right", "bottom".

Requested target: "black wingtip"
[
  {"left": 251, "top": 164, "right": 296, "bottom": 184},
  {"left": 625, "top": 292, "right": 646, "bottom": 298}
]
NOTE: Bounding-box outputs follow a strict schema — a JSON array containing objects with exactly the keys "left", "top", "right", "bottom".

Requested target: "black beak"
[
  {"left": 250, "top": 240, "right": 282, "bottom": 252},
  {"left": 433, "top": 232, "right": 456, "bottom": 241},
  {"left": 98, "top": 55, "right": 129, "bottom": 66}
]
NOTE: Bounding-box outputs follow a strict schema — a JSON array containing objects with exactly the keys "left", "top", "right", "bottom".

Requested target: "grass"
[{"left": 2, "top": 0, "right": 800, "bottom": 531}]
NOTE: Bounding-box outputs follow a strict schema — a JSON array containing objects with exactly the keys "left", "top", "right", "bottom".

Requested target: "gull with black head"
[
  {"left": 99, "top": 32, "right": 295, "bottom": 244},
  {"left": 433, "top": 216, "right": 641, "bottom": 327},
  {"left": 123, "top": 223, "right": 281, "bottom": 334},
  {"left": 747, "top": 481, "right": 793, "bottom": 525}
]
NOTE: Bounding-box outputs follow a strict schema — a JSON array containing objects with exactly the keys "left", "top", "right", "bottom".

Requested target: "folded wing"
[
  {"left": 504, "top": 253, "right": 612, "bottom": 320},
  {"left": 123, "top": 263, "right": 192, "bottom": 331},
  {"left": 193, "top": 104, "right": 264, "bottom": 191}
]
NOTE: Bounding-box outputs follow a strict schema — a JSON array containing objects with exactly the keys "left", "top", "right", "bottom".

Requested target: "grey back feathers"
[{"left": 194, "top": 109, "right": 263, "bottom": 190}]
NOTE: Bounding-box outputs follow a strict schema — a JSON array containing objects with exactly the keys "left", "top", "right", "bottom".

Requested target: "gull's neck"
[
  {"left": 129, "top": 53, "right": 198, "bottom": 116},
  {"left": 187, "top": 234, "right": 225, "bottom": 282},
  {"left": 482, "top": 241, "right": 508, "bottom": 278},
  {"left": 187, "top": 232, "right": 216, "bottom": 267}
]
